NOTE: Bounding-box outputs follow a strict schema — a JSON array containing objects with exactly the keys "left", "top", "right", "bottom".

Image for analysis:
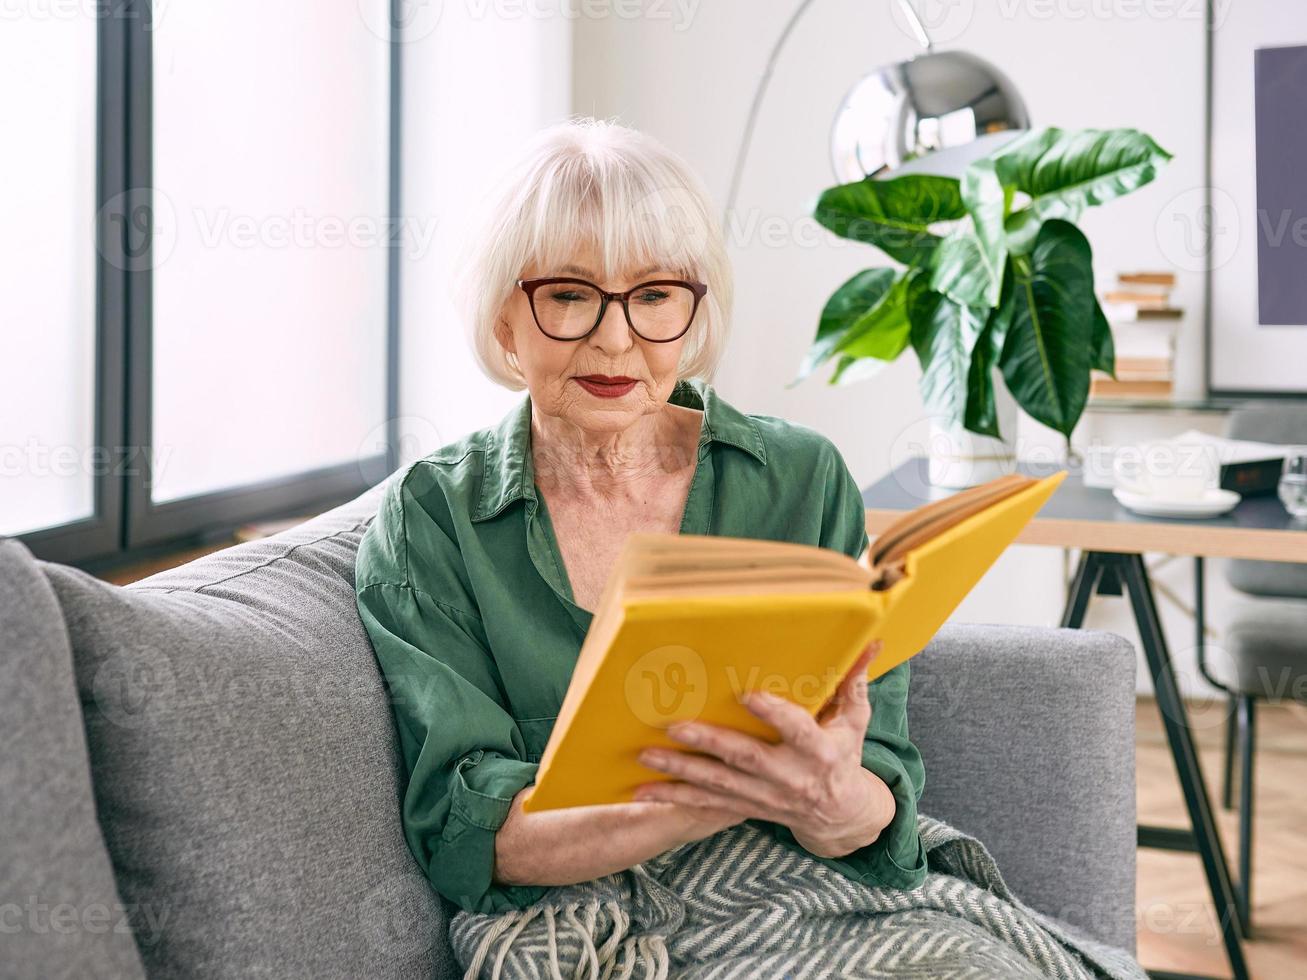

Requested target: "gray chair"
[
  {"left": 1216, "top": 400, "right": 1307, "bottom": 934},
  {"left": 0, "top": 475, "right": 1139, "bottom": 978}
]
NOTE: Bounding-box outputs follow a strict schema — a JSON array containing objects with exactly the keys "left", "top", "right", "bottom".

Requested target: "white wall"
[{"left": 397, "top": 1, "right": 572, "bottom": 457}]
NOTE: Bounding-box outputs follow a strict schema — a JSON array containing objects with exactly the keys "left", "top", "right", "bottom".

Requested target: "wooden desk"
[
  {"left": 862, "top": 458, "right": 1307, "bottom": 563},
  {"left": 861, "top": 459, "right": 1306, "bottom": 980}
]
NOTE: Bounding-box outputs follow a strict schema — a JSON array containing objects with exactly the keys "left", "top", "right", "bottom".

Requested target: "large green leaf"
[
  {"left": 1091, "top": 297, "right": 1116, "bottom": 377},
  {"left": 995, "top": 128, "right": 1172, "bottom": 252},
  {"left": 963, "top": 317, "right": 1002, "bottom": 438},
  {"left": 908, "top": 277, "right": 989, "bottom": 423},
  {"left": 962, "top": 267, "right": 1016, "bottom": 438},
  {"left": 832, "top": 272, "right": 913, "bottom": 360},
  {"left": 813, "top": 174, "right": 966, "bottom": 266},
  {"left": 999, "top": 220, "right": 1096, "bottom": 436},
  {"left": 790, "top": 268, "right": 908, "bottom": 387},
  {"left": 829, "top": 354, "right": 893, "bottom": 386},
  {"left": 929, "top": 226, "right": 988, "bottom": 309},
  {"left": 931, "top": 159, "right": 1010, "bottom": 308}
]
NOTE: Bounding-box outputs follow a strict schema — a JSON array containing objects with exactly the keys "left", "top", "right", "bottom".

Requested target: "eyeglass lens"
[{"left": 532, "top": 282, "right": 695, "bottom": 340}]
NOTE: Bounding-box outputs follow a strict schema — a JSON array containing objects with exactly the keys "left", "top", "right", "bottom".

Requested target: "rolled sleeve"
[
  {"left": 439, "top": 748, "right": 544, "bottom": 910},
  {"left": 355, "top": 475, "right": 547, "bottom": 913},
  {"left": 768, "top": 441, "right": 929, "bottom": 890},
  {"left": 850, "top": 661, "right": 928, "bottom": 888}
]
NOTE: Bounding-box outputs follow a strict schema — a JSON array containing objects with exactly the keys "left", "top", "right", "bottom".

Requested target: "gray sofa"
[{"left": 1, "top": 477, "right": 1138, "bottom": 978}]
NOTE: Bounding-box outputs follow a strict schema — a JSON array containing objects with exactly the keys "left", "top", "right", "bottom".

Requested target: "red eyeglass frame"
[{"left": 516, "top": 276, "right": 708, "bottom": 342}]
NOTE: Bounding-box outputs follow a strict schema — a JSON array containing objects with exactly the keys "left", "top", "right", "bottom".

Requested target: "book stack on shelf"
[{"left": 1091, "top": 271, "right": 1181, "bottom": 399}]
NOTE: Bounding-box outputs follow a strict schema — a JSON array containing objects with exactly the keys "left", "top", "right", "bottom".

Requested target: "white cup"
[{"left": 1113, "top": 442, "right": 1220, "bottom": 501}]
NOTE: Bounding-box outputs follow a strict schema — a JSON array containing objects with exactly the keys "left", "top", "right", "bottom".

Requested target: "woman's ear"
[{"left": 495, "top": 315, "right": 517, "bottom": 356}]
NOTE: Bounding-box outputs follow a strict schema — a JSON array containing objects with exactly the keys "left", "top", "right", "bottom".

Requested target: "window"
[
  {"left": 0, "top": 13, "right": 99, "bottom": 540},
  {"left": 7, "top": 2, "right": 399, "bottom": 565}
]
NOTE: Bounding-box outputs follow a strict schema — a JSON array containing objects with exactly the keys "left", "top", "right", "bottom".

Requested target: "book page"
[{"left": 870, "top": 474, "right": 1033, "bottom": 568}]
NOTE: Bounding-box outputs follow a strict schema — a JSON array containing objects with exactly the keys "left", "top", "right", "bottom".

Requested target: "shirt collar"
[{"left": 473, "top": 376, "right": 767, "bottom": 522}]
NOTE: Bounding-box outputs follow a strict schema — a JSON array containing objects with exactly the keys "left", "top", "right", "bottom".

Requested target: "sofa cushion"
[
  {"left": 39, "top": 480, "right": 457, "bottom": 979},
  {"left": 0, "top": 537, "right": 147, "bottom": 980}
]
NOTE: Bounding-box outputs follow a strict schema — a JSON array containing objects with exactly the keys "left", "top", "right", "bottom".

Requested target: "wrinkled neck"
[{"left": 531, "top": 405, "right": 700, "bottom": 499}]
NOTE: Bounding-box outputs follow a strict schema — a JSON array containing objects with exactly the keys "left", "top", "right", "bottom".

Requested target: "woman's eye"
[
  {"left": 635, "top": 289, "right": 669, "bottom": 304},
  {"left": 548, "top": 291, "right": 584, "bottom": 303}
]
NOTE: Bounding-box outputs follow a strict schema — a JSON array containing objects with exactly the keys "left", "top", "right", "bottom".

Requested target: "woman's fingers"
[
  {"left": 818, "top": 640, "right": 879, "bottom": 727},
  {"left": 633, "top": 778, "right": 762, "bottom": 818},
  {"left": 661, "top": 717, "right": 799, "bottom": 786},
  {"left": 636, "top": 743, "right": 790, "bottom": 817},
  {"left": 846, "top": 640, "right": 880, "bottom": 689},
  {"left": 740, "top": 690, "right": 827, "bottom": 755}
]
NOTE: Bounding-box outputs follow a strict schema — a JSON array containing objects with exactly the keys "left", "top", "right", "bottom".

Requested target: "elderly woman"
[{"left": 355, "top": 119, "right": 1147, "bottom": 980}]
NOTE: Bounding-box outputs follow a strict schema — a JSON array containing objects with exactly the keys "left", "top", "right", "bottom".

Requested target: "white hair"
[{"left": 452, "top": 115, "right": 733, "bottom": 391}]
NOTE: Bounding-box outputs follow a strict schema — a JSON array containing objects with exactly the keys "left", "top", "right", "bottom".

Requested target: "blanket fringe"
[{"left": 462, "top": 897, "right": 668, "bottom": 980}]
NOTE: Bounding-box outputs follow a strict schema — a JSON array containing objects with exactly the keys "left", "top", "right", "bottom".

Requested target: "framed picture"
[{"left": 1206, "top": 2, "right": 1307, "bottom": 396}]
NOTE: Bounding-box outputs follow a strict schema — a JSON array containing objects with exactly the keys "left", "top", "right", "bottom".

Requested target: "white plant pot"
[{"left": 926, "top": 371, "right": 1020, "bottom": 489}]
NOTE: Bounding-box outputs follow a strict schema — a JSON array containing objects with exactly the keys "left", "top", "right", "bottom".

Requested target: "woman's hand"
[
  {"left": 492, "top": 790, "right": 744, "bottom": 887},
  {"left": 633, "top": 641, "right": 895, "bottom": 859},
  {"left": 650, "top": 799, "right": 748, "bottom": 844}
]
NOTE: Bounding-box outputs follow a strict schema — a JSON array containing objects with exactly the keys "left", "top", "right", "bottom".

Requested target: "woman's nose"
[{"left": 588, "top": 299, "right": 635, "bottom": 353}]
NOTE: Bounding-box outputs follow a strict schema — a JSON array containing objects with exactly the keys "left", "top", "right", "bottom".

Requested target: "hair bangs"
[{"left": 524, "top": 162, "right": 702, "bottom": 286}]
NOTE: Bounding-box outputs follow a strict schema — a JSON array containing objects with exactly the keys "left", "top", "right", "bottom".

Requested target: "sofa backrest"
[
  {"left": 908, "top": 623, "right": 1137, "bottom": 953},
  {"left": 27, "top": 478, "right": 459, "bottom": 979},
  {"left": 0, "top": 537, "right": 148, "bottom": 980}
]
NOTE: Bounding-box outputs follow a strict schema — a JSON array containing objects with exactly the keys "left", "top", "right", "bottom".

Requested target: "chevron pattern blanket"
[{"left": 450, "top": 815, "right": 1146, "bottom": 979}]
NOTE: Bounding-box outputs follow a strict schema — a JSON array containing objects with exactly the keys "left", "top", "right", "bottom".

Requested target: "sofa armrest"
[{"left": 907, "top": 622, "right": 1137, "bottom": 954}]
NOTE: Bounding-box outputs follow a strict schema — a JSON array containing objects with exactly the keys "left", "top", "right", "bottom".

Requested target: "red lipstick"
[{"left": 574, "top": 375, "right": 637, "bottom": 398}]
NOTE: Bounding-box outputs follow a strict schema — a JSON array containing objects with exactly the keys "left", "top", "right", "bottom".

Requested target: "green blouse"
[{"left": 353, "top": 377, "right": 927, "bottom": 914}]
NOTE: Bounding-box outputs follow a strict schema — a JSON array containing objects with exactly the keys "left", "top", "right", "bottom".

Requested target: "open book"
[{"left": 521, "top": 469, "right": 1067, "bottom": 813}]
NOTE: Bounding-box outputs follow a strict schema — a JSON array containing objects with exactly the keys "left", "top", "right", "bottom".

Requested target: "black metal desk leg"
[
  {"left": 1061, "top": 551, "right": 1249, "bottom": 980},
  {"left": 1236, "top": 695, "right": 1255, "bottom": 936},
  {"left": 1060, "top": 550, "right": 1104, "bottom": 628}
]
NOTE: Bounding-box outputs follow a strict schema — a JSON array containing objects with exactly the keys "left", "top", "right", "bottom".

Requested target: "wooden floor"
[{"left": 1136, "top": 695, "right": 1307, "bottom": 978}]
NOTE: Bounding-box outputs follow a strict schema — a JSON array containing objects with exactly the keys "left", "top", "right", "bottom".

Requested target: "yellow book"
[{"left": 521, "top": 469, "right": 1067, "bottom": 813}]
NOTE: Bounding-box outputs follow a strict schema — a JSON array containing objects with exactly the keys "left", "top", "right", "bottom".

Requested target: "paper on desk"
[
  {"left": 1169, "top": 430, "right": 1295, "bottom": 464},
  {"left": 1079, "top": 430, "right": 1293, "bottom": 490}
]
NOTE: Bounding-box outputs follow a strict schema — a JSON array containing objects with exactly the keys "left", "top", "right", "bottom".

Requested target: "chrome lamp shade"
[{"left": 830, "top": 49, "right": 1030, "bottom": 181}]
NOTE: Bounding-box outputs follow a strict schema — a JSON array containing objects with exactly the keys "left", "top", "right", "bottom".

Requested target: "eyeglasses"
[{"left": 517, "top": 276, "right": 707, "bottom": 343}]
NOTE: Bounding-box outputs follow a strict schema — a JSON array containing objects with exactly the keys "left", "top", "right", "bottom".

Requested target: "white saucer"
[{"left": 1112, "top": 487, "right": 1241, "bottom": 519}]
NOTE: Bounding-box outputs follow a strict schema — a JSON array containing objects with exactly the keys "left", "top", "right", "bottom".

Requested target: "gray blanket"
[{"left": 450, "top": 814, "right": 1147, "bottom": 979}]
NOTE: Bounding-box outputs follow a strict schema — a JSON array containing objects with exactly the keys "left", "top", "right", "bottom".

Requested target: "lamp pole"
[{"left": 722, "top": 0, "right": 935, "bottom": 228}]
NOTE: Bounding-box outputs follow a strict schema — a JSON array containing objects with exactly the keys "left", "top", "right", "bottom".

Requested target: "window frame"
[{"left": 18, "top": 0, "right": 400, "bottom": 567}]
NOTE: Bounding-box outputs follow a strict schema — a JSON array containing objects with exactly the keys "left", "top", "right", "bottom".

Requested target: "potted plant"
[{"left": 794, "top": 127, "right": 1172, "bottom": 487}]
